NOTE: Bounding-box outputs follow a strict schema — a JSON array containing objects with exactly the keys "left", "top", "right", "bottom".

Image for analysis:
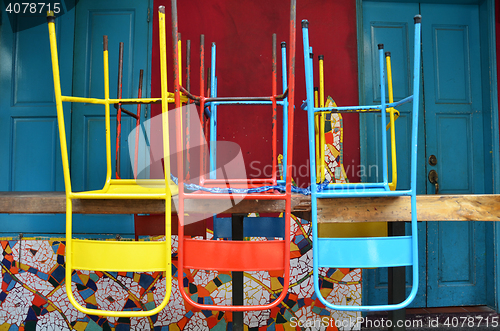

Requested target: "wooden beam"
[
  {"left": 2, "top": 192, "right": 500, "bottom": 222},
  {"left": 0, "top": 192, "right": 310, "bottom": 215},
  {"left": 317, "top": 195, "right": 500, "bottom": 223}
]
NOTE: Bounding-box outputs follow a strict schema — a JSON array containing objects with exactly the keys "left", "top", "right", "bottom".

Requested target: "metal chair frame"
[
  {"left": 302, "top": 15, "right": 422, "bottom": 311},
  {"left": 47, "top": 8, "right": 177, "bottom": 317},
  {"left": 171, "top": 0, "right": 297, "bottom": 311}
]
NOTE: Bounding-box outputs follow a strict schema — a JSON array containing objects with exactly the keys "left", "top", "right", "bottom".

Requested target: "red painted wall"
[{"left": 151, "top": 0, "right": 360, "bottom": 187}]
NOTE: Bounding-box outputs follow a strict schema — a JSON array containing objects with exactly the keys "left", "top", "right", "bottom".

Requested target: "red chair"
[{"left": 170, "top": 0, "right": 297, "bottom": 311}]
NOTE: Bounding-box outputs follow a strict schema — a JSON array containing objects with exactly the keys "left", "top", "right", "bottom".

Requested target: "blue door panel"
[
  {"left": 83, "top": 115, "right": 134, "bottom": 190},
  {"left": 72, "top": 5, "right": 150, "bottom": 190},
  {"left": 437, "top": 222, "right": 475, "bottom": 283},
  {"left": 427, "top": 221, "right": 486, "bottom": 304},
  {"left": 361, "top": 1, "right": 427, "bottom": 308},
  {"left": 368, "top": 22, "right": 412, "bottom": 103},
  {"left": 12, "top": 21, "right": 56, "bottom": 105},
  {"left": 422, "top": 5, "right": 484, "bottom": 196},
  {"left": 11, "top": 118, "right": 58, "bottom": 191},
  {"left": 70, "top": 1, "right": 151, "bottom": 230},
  {"left": 362, "top": 2, "right": 426, "bottom": 189},
  {"left": 83, "top": 11, "right": 137, "bottom": 100},
  {"left": 0, "top": 5, "right": 73, "bottom": 192},
  {"left": 432, "top": 26, "right": 471, "bottom": 104},
  {"left": 435, "top": 115, "right": 473, "bottom": 194},
  {"left": 0, "top": 0, "right": 149, "bottom": 236},
  {"left": 0, "top": 2, "right": 74, "bottom": 234},
  {"left": 422, "top": 3, "right": 486, "bottom": 306},
  {"left": 363, "top": 1, "right": 487, "bottom": 308}
]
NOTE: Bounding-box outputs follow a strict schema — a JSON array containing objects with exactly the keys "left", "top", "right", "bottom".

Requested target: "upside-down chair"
[
  {"left": 302, "top": 15, "right": 422, "bottom": 311},
  {"left": 170, "top": 0, "right": 297, "bottom": 311},
  {"left": 47, "top": 7, "right": 177, "bottom": 317}
]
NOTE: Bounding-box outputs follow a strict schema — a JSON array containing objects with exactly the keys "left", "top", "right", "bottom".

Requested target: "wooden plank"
[
  {"left": 2, "top": 192, "right": 500, "bottom": 222},
  {"left": 0, "top": 192, "right": 309, "bottom": 215},
  {"left": 317, "top": 195, "right": 500, "bottom": 223}
]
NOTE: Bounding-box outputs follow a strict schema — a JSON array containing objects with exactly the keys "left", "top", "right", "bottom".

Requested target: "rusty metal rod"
[
  {"left": 179, "top": 86, "right": 289, "bottom": 103},
  {"left": 185, "top": 39, "right": 191, "bottom": 179},
  {"left": 134, "top": 69, "right": 143, "bottom": 179},
  {"left": 113, "top": 99, "right": 163, "bottom": 105},
  {"left": 199, "top": 34, "right": 206, "bottom": 183},
  {"left": 116, "top": 41, "right": 124, "bottom": 179},
  {"left": 119, "top": 107, "right": 139, "bottom": 119},
  {"left": 180, "top": 86, "right": 200, "bottom": 101}
]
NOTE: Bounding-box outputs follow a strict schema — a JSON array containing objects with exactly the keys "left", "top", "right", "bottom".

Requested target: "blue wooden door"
[
  {"left": 361, "top": 1, "right": 427, "bottom": 308},
  {"left": 70, "top": 0, "right": 152, "bottom": 233},
  {"left": 0, "top": 2, "right": 75, "bottom": 234},
  {"left": 362, "top": 1, "right": 487, "bottom": 307},
  {"left": 0, "top": 0, "right": 152, "bottom": 236},
  {"left": 421, "top": 3, "right": 486, "bottom": 306}
]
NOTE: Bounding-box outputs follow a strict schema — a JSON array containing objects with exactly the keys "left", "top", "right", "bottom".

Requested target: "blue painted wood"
[
  {"left": 422, "top": 3, "right": 486, "bottom": 307},
  {"left": 69, "top": 0, "right": 152, "bottom": 233},
  {"left": 361, "top": 2, "right": 424, "bottom": 190},
  {"left": 213, "top": 217, "right": 285, "bottom": 239},
  {"left": 0, "top": 214, "right": 135, "bottom": 235},
  {"left": 362, "top": 1, "right": 488, "bottom": 308},
  {"left": 0, "top": 1, "right": 75, "bottom": 232},
  {"left": 71, "top": 3, "right": 151, "bottom": 190},
  {"left": 361, "top": 1, "right": 427, "bottom": 308},
  {"left": 477, "top": 0, "right": 500, "bottom": 313},
  {"left": 0, "top": 0, "right": 151, "bottom": 235}
]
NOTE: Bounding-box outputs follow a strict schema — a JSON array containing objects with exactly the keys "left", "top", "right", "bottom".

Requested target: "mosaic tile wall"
[
  {"left": 0, "top": 224, "right": 361, "bottom": 330},
  {"left": 0, "top": 107, "right": 363, "bottom": 330},
  {"left": 323, "top": 97, "right": 349, "bottom": 185}
]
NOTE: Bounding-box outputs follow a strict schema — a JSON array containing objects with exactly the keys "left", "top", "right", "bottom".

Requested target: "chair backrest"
[
  {"left": 46, "top": 7, "right": 175, "bottom": 317},
  {"left": 172, "top": 0, "right": 297, "bottom": 312},
  {"left": 302, "top": 14, "right": 422, "bottom": 312}
]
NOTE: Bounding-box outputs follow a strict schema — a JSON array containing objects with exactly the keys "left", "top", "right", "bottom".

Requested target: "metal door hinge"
[{"left": 147, "top": 8, "right": 151, "bottom": 23}]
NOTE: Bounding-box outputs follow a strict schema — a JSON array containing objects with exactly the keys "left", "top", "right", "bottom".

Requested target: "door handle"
[{"left": 428, "top": 170, "right": 439, "bottom": 194}]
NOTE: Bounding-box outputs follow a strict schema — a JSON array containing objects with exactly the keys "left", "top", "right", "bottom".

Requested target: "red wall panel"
[{"left": 151, "top": 0, "right": 360, "bottom": 187}]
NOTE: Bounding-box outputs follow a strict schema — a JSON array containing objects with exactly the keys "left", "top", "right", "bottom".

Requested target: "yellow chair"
[{"left": 47, "top": 7, "right": 177, "bottom": 317}]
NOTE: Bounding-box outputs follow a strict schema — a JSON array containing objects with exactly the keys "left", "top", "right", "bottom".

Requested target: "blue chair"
[{"left": 301, "top": 15, "right": 422, "bottom": 311}]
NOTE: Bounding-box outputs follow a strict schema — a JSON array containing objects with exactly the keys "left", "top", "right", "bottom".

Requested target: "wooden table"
[{"left": 2, "top": 192, "right": 500, "bottom": 223}]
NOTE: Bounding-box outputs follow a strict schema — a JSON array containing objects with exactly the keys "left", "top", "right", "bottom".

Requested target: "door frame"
[{"left": 356, "top": 0, "right": 500, "bottom": 311}]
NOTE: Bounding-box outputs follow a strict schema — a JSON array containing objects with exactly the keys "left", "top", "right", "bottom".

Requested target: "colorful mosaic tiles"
[
  {"left": 0, "top": 218, "right": 361, "bottom": 330},
  {"left": 323, "top": 97, "right": 349, "bottom": 185}
]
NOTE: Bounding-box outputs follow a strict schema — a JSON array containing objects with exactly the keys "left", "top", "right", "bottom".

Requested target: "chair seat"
[
  {"left": 71, "top": 239, "right": 169, "bottom": 272},
  {"left": 183, "top": 239, "right": 286, "bottom": 271},
  {"left": 317, "top": 236, "right": 413, "bottom": 268},
  {"left": 71, "top": 179, "right": 178, "bottom": 199},
  {"left": 317, "top": 187, "right": 412, "bottom": 198}
]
